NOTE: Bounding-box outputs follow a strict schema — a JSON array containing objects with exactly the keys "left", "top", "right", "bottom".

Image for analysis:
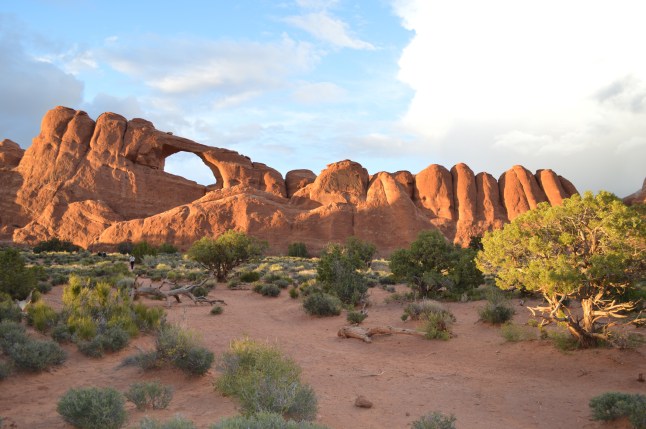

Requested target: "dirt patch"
[{"left": 0, "top": 285, "right": 644, "bottom": 428}]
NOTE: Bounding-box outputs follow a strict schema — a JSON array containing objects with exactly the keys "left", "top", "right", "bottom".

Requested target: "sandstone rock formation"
[
  {"left": 623, "top": 178, "right": 646, "bottom": 205},
  {"left": 0, "top": 106, "right": 580, "bottom": 255}
]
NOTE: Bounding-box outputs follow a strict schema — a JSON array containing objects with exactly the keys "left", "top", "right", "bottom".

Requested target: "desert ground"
[{"left": 1, "top": 281, "right": 644, "bottom": 429}]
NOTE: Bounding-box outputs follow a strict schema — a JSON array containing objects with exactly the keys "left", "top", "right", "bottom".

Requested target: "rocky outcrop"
[
  {"left": 0, "top": 106, "right": 580, "bottom": 254},
  {"left": 623, "top": 178, "right": 646, "bottom": 205}
]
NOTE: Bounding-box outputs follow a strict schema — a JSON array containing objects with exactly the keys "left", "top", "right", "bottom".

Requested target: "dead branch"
[
  {"left": 338, "top": 325, "right": 426, "bottom": 343},
  {"left": 130, "top": 277, "right": 225, "bottom": 307}
]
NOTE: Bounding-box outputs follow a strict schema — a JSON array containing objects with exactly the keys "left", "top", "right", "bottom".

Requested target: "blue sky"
[{"left": 1, "top": 0, "right": 645, "bottom": 196}]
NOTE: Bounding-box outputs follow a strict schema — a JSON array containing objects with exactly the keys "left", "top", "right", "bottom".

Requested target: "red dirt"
[{"left": 1, "top": 285, "right": 644, "bottom": 429}]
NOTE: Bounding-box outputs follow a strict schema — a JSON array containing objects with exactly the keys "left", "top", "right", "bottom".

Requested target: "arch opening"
[{"left": 163, "top": 151, "right": 220, "bottom": 188}]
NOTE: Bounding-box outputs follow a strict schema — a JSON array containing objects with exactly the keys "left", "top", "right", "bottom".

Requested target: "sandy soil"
[{"left": 1, "top": 284, "right": 644, "bottom": 429}]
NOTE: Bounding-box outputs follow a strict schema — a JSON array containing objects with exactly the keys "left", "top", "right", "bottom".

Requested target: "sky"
[{"left": 1, "top": 0, "right": 645, "bottom": 197}]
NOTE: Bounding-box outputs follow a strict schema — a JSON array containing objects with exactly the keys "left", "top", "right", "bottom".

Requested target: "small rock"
[{"left": 355, "top": 395, "right": 373, "bottom": 409}]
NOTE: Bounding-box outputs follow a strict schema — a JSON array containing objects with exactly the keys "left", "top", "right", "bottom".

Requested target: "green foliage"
[
  {"left": 0, "top": 248, "right": 38, "bottom": 300},
  {"left": 135, "top": 416, "right": 197, "bottom": 429},
  {"left": 157, "top": 243, "right": 179, "bottom": 254},
  {"left": 256, "top": 283, "right": 281, "bottom": 297},
  {"left": 26, "top": 301, "right": 59, "bottom": 332},
  {"left": 210, "top": 412, "right": 330, "bottom": 429},
  {"left": 403, "top": 300, "right": 454, "bottom": 322},
  {"left": 289, "top": 287, "right": 299, "bottom": 299},
  {"left": 132, "top": 241, "right": 158, "bottom": 263},
  {"left": 0, "top": 360, "right": 11, "bottom": 379},
  {"left": 346, "top": 310, "right": 367, "bottom": 324},
  {"left": 548, "top": 331, "right": 581, "bottom": 352},
  {"left": 77, "top": 326, "right": 129, "bottom": 358},
  {"left": 33, "top": 238, "right": 82, "bottom": 253},
  {"left": 500, "top": 323, "right": 538, "bottom": 342},
  {"left": 317, "top": 243, "right": 368, "bottom": 306},
  {"left": 0, "top": 320, "right": 28, "bottom": 352},
  {"left": 478, "top": 289, "right": 515, "bottom": 325},
  {"left": 116, "top": 241, "right": 134, "bottom": 255},
  {"left": 187, "top": 231, "right": 266, "bottom": 281},
  {"left": 211, "top": 305, "right": 224, "bottom": 315},
  {"left": 477, "top": 191, "right": 646, "bottom": 347},
  {"left": 216, "top": 338, "right": 318, "bottom": 421},
  {"left": 0, "top": 300, "right": 22, "bottom": 323},
  {"left": 422, "top": 312, "right": 454, "bottom": 340},
  {"left": 343, "top": 236, "right": 377, "bottom": 269},
  {"left": 412, "top": 412, "right": 457, "bottom": 429},
  {"left": 302, "top": 293, "right": 342, "bottom": 317},
  {"left": 57, "top": 387, "right": 126, "bottom": 429},
  {"left": 589, "top": 392, "right": 646, "bottom": 428},
  {"left": 239, "top": 271, "right": 261, "bottom": 283},
  {"left": 9, "top": 339, "right": 66, "bottom": 371},
  {"left": 125, "top": 381, "right": 173, "bottom": 410},
  {"left": 154, "top": 324, "right": 214, "bottom": 375},
  {"left": 287, "top": 242, "right": 309, "bottom": 258},
  {"left": 390, "top": 230, "right": 483, "bottom": 298}
]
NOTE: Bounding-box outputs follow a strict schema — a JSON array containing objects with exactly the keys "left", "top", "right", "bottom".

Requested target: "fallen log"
[
  {"left": 337, "top": 325, "right": 426, "bottom": 343},
  {"left": 130, "top": 277, "right": 225, "bottom": 308}
]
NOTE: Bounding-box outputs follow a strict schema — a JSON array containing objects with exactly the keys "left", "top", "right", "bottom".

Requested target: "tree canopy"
[
  {"left": 0, "top": 248, "right": 38, "bottom": 300},
  {"left": 476, "top": 191, "right": 645, "bottom": 347},
  {"left": 390, "top": 230, "right": 483, "bottom": 298},
  {"left": 187, "top": 231, "right": 266, "bottom": 281}
]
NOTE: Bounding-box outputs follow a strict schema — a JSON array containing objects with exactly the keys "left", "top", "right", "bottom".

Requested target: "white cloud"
[
  {"left": 292, "top": 81, "right": 346, "bottom": 104},
  {"left": 392, "top": 0, "right": 646, "bottom": 196},
  {"left": 285, "top": 11, "right": 375, "bottom": 50}
]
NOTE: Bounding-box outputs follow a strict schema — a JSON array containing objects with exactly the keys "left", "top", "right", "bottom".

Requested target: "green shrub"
[
  {"left": 57, "top": 387, "right": 126, "bottom": 429},
  {"left": 33, "top": 238, "right": 82, "bottom": 253},
  {"left": 404, "top": 300, "right": 454, "bottom": 322},
  {"left": 121, "top": 350, "right": 160, "bottom": 370},
  {"left": 0, "top": 300, "right": 22, "bottom": 323},
  {"left": 303, "top": 293, "right": 342, "bottom": 317},
  {"left": 346, "top": 311, "right": 367, "bottom": 324},
  {"left": 154, "top": 325, "right": 213, "bottom": 375},
  {"left": 500, "top": 323, "right": 538, "bottom": 342},
  {"left": 132, "top": 241, "right": 158, "bottom": 263},
  {"left": 549, "top": 331, "right": 580, "bottom": 352},
  {"left": 239, "top": 271, "right": 261, "bottom": 283},
  {"left": 590, "top": 392, "right": 646, "bottom": 428},
  {"left": 317, "top": 243, "right": 368, "bottom": 305},
  {"left": 211, "top": 305, "right": 224, "bottom": 315},
  {"left": 412, "top": 412, "right": 457, "bottom": 429},
  {"left": 9, "top": 339, "right": 66, "bottom": 371},
  {"left": 258, "top": 284, "right": 281, "bottom": 297},
  {"left": 135, "top": 416, "right": 197, "bottom": 429},
  {"left": 26, "top": 301, "right": 59, "bottom": 332},
  {"left": 210, "top": 411, "right": 329, "bottom": 429},
  {"left": 125, "top": 381, "right": 173, "bottom": 410},
  {"left": 0, "top": 320, "right": 28, "bottom": 352},
  {"left": 117, "top": 241, "right": 134, "bottom": 254},
  {"left": 0, "top": 248, "right": 38, "bottom": 300},
  {"left": 289, "top": 288, "right": 299, "bottom": 299},
  {"left": 287, "top": 242, "right": 309, "bottom": 258},
  {"left": 158, "top": 243, "right": 179, "bottom": 254},
  {"left": 422, "top": 312, "right": 454, "bottom": 341},
  {"left": 175, "top": 346, "right": 215, "bottom": 376},
  {"left": 478, "top": 289, "right": 515, "bottom": 324},
  {"left": 77, "top": 326, "right": 129, "bottom": 357},
  {"left": 0, "top": 360, "right": 11, "bottom": 379},
  {"left": 216, "top": 338, "right": 318, "bottom": 420}
]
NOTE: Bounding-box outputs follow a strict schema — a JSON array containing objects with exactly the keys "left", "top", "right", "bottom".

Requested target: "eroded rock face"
[
  {"left": 623, "top": 178, "right": 646, "bottom": 205},
  {"left": 0, "top": 106, "right": 580, "bottom": 253}
]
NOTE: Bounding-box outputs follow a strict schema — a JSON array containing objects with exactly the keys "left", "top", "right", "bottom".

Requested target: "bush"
[
  {"left": 154, "top": 325, "right": 213, "bottom": 375},
  {"left": 317, "top": 243, "right": 368, "bottom": 305},
  {"left": 125, "top": 381, "right": 174, "bottom": 410},
  {"left": 288, "top": 242, "right": 309, "bottom": 258},
  {"left": 549, "top": 331, "right": 580, "bottom": 352},
  {"left": 478, "top": 289, "right": 515, "bottom": 324},
  {"left": 77, "top": 326, "right": 129, "bottom": 358},
  {"left": 210, "top": 411, "right": 330, "bottom": 429},
  {"left": 135, "top": 416, "right": 197, "bottom": 429},
  {"left": 132, "top": 241, "right": 158, "bottom": 263},
  {"left": 289, "top": 288, "right": 299, "bottom": 299},
  {"left": 590, "top": 392, "right": 646, "bottom": 428},
  {"left": 258, "top": 284, "right": 281, "bottom": 297},
  {"left": 9, "top": 339, "right": 66, "bottom": 371},
  {"left": 0, "top": 360, "right": 11, "bottom": 379},
  {"left": 158, "top": 243, "right": 179, "bottom": 254},
  {"left": 26, "top": 301, "right": 59, "bottom": 332},
  {"left": 0, "top": 300, "right": 22, "bottom": 323},
  {"left": 117, "top": 241, "right": 134, "bottom": 254},
  {"left": 412, "top": 412, "right": 457, "bottom": 429},
  {"left": 121, "top": 350, "right": 160, "bottom": 370},
  {"left": 57, "top": 387, "right": 126, "bottom": 429},
  {"left": 239, "top": 271, "right": 261, "bottom": 283},
  {"left": 346, "top": 311, "right": 367, "bottom": 324},
  {"left": 216, "top": 338, "right": 318, "bottom": 420},
  {"left": 0, "top": 248, "right": 38, "bottom": 300},
  {"left": 211, "top": 305, "right": 224, "bottom": 315},
  {"left": 0, "top": 320, "right": 28, "bottom": 352},
  {"left": 175, "top": 346, "right": 215, "bottom": 376},
  {"left": 404, "top": 300, "right": 454, "bottom": 322},
  {"left": 33, "top": 238, "right": 82, "bottom": 253},
  {"left": 422, "top": 312, "right": 454, "bottom": 341},
  {"left": 500, "top": 323, "right": 538, "bottom": 342},
  {"left": 303, "top": 293, "right": 342, "bottom": 317}
]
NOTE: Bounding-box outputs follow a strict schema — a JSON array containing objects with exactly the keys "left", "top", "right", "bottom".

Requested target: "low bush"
[
  {"left": 500, "top": 323, "right": 538, "bottom": 342},
  {"left": 0, "top": 360, "right": 11, "bottom": 379},
  {"left": 589, "top": 392, "right": 646, "bottom": 428},
  {"left": 33, "top": 238, "right": 82, "bottom": 253},
  {"left": 77, "top": 325, "right": 129, "bottom": 358},
  {"left": 239, "top": 271, "right": 261, "bottom": 283},
  {"left": 175, "top": 346, "right": 215, "bottom": 376},
  {"left": 210, "top": 411, "right": 329, "bottom": 429},
  {"left": 216, "top": 337, "right": 318, "bottom": 421},
  {"left": 412, "top": 412, "right": 457, "bottom": 429},
  {"left": 51, "top": 323, "right": 73, "bottom": 343},
  {"left": 9, "top": 339, "right": 67, "bottom": 371},
  {"left": 26, "top": 301, "right": 59, "bottom": 332},
  {"left": 422, "top": 312, "right": 454, "bottom": 341},
  {"left": 122, "top": 350, "right": 160, "bottom": 370},
  {"left": 289, "top": 287, "right": 299, "bottom": 299},
  {"left": 0, "top": 300, "right": 21, "bottom": 323},
  {"left": 158, "top": 243, "right": 179, "bottom": 254},
  {"left": 404, "top": 300, "right": 454, "bottom": 322},
  {"left": 303, "top": 293, "right": 342, "bottom": 317},
  {"left": 211, "top": 305, "right": 224, "bottom": 315},
  {"left": 346, "top": 311, "right": 367, "bottom": 324},
  {"left": 135, "top": 416, "right": 197, "bottom": 429},
  {"left": 287, "top": 242, "right": 309, "bottom": 258},
  {"left": 548, "top": 331, "right": 580, "bottom": 352},
  {"left": 57, "top": 387, "right": 126, "bottom": 429},
  {"left": 478, "top": 291, "right": 515, "bottom": 325},
  {"left": 258, "top": 284, "right": 281, "bottom": 297},
  {"left": 0, "top": 320, "right": 28, "bottom": 351},
  {"left": 125, "top": 381, "right": 174, "bottom": 410}
]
